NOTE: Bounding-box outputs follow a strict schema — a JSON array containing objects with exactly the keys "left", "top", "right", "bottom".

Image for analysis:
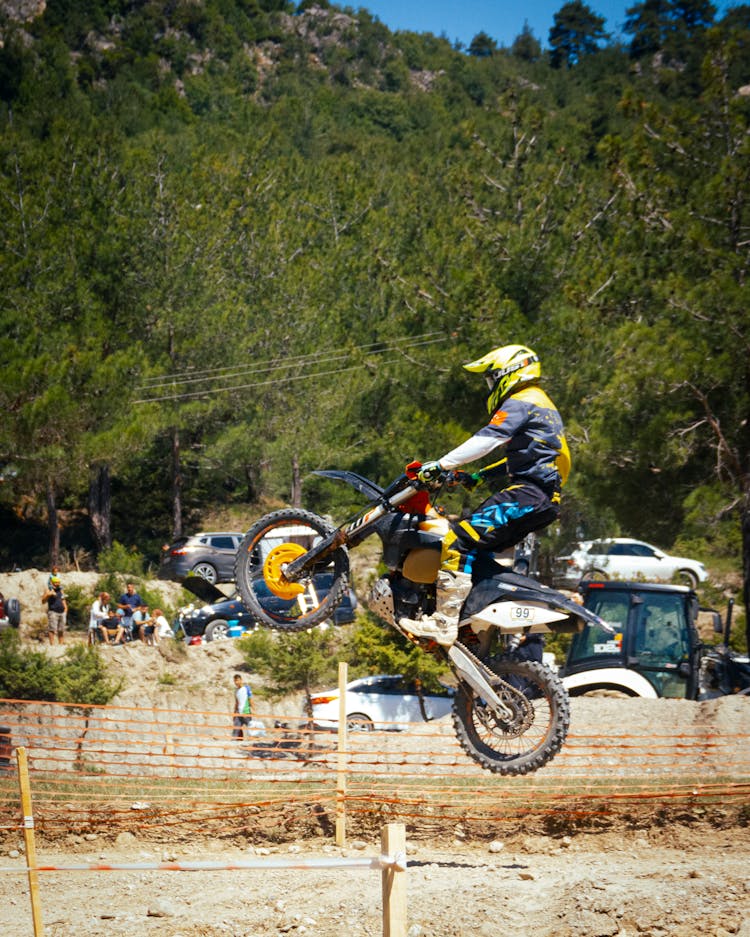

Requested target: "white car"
[
  {"left": 310, "top": 674, "right": 455, "bottom": 731},
  {"left": 555, "top": 538, "right": 708, "bottom": 589}
]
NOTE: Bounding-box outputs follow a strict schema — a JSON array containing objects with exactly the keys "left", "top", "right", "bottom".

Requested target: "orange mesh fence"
[{"left": 1, "top": 699, "right": 748, "bottom": 838}]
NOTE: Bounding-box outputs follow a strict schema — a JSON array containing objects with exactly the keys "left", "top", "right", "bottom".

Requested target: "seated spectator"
[
  {"left": 133, "top": 604, "right": 155, "bottom": 644},
  {"left": 100, "top": 608, "right": 125, "bottom": 645},
  {"left": 152, "top": 609, "right": 173, "bottom": 643},
  {"left": 88, "top": 592, "right": 110, "bottom": 646},
  {"left": 142, "top": 608, "right": 156, "bottom": 646}
]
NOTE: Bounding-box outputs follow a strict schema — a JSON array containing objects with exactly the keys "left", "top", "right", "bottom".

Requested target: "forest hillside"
[{"left": 0, "top": 0, "right": 748, "bottom": 637}]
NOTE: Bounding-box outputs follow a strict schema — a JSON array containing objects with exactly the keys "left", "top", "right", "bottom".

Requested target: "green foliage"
[
  {"left": 0, "top": 632, "right": 121, "bottom": 704},
  {"left": 0, "top": 631, "right": 59, "bottom": 700},
  {"left": 0, "top": 0, "right": 747, "bottom": 626},
  {"left": 97, "top": 542, "right": 146, "bottom": 577},
  {"left": 55, "top": 644, "right": 123, "bottom": 706},
  {"left": 341, "top": 613, "right": 450, "bottom": 693},
  {"left": 468, "top": 32, "right": 498, "bottom": 58},
  {"left": 549, "top": 0, "right": 609, "bottom": 67},
  {"left": 511, "top": 24, "right": 543, "bottom": 62},
  {"left": 237, "top": 611, "right": 452, "bottom": 705},
  {"left": 94, "top": 572, "right": 125, "bottom": 601},
  {"left": 674, "top": 485, "right": 743, "bottom": 561},
  {"left": 237, "top": 626, "right": 342, "bottom": 711},
  {"left": 543, "top": 632, "right": 573, "bottom": 667},
  {"left": 62, "top": 584, "right": 90, "bottom": 632}
]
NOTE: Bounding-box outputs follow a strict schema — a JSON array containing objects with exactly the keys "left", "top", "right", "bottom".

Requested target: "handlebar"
[{"left": 404, "top": 461, "right": 478, "bottom": 492}]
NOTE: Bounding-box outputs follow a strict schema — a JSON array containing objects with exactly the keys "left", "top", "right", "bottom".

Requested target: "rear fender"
[
  {"left": 465, "top": 601, "right": 583, "bottom": 635},
  {"left": 464, "top": 573, "right": 606, "bottom": 633}
]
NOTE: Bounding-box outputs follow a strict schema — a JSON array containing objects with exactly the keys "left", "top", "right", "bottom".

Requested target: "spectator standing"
[
  {"left": 88, "top": 592, "right": 110, "bottom": 646},
  {"left": 232, "top": 674, "right": 252, "bottom": 740},
  {"left": 41, "top": 575, "right": 67, "bottom": 645},
  {"left": 152, "top": 609, "right": 173, "bottom": 643},
  {"left": 117, "top": 582, "right": 143, "bottom": 641}
]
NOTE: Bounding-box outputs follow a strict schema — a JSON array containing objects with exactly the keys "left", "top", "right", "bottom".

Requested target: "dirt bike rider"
[{"left": 401, "top": 344, "right": 571, "bottom": 647}]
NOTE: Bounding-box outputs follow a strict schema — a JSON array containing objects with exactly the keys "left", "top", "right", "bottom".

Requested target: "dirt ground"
[
  {"left": 0, "top": 820, "right": 748, "bottom": 937},
  {"left": 1, "top": 569, "right": 749, "bottom": 937}
]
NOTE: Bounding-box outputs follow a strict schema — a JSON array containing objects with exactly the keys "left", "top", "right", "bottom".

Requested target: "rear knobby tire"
[
  {"left": 235, "top": 509, "right": 349, "bottom": 632},
  {"left": 452, "top": 657, "right": 570, "bottom": 776}
]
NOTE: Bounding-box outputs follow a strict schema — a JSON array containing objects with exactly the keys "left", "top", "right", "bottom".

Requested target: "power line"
[
  {"left": 133, "top": 333, "right": 448, "bottom": 404},
  {"left": 134, "top": 361, "right": 365, "bottom": 404},
  {"left": 137, "top": 331, "right": 446, "bottom": 390}
]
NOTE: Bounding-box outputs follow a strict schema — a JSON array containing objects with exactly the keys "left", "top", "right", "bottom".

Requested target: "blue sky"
[{"left": 357, "top": 0, "right": 734, "bottom": 50}]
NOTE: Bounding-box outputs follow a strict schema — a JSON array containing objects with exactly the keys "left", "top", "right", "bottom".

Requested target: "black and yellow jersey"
[{"left": 439, "top": 385, "right": 570, "bottom": 493}]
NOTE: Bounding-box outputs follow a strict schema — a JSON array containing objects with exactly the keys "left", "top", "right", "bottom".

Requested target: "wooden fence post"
[
  {"left": 17, "top": 746, "right": 45, "bottom": 937},
  {"left": 381, "top": 822, "right": 407, "bottom": 937}
]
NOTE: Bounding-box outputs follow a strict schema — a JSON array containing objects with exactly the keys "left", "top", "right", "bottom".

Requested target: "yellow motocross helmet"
[{"left": 464, "top": 344, "right": 541, "bottom": 414}]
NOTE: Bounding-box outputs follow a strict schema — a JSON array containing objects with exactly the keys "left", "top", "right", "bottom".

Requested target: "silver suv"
[{"left": 158, "top": 532, "right": 244, "bottom": 585}]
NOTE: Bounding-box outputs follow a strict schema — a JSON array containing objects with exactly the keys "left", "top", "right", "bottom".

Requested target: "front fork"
[
  {"left": 390, "top": 615, "right": 515, "bottom": 722},
  {"left": 447, "top": 642, "right": 515, "bottom": 720}
]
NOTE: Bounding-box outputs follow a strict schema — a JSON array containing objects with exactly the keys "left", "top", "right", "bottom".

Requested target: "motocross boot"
[{"left": 399, "top": 570, "right": 472, "bottom": 646}]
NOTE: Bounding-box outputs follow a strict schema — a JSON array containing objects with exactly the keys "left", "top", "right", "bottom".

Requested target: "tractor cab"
[{"left": 561, "top": 580, "right": 701, "bottom": 698}]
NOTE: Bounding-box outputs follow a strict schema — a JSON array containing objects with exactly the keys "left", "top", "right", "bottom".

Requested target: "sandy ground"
[
  {"left": 0, "top": 823, "right": 748, "bottom": 937},
  {"left": 1, "top": 569, "right": 749, "bottom": 936}
]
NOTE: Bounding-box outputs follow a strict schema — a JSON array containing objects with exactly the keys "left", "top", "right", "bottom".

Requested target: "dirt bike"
[{"left": 234, "top": 466, "right": 607, "bottom": 776}]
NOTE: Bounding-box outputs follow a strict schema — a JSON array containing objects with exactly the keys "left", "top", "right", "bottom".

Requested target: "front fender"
[
  {"left": 562, "top": 668, "right": 659, "bottom": 698},
  {"left": 312, "top": 469, "right": 384, "bottom": 502}
]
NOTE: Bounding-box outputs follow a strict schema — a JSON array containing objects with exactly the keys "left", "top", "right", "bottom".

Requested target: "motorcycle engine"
[{"left": 367, "top": 575, "right": 432, "bottom": 626}]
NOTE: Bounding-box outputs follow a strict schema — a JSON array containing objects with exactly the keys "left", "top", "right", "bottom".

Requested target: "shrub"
[
  {"left": 97, "top": 541, "right": 145, "bottom": 576},
  {"left": 0, "top": 632, "right": 121, "bottom": 703},
  {"left": 55, "top": 644, "right": 123, "bottom": 705},
  {"left": 62, "top": 584, "right": 90, "bottom": 632},
  {"left": 0, "top": 631, "right": 59, "bottom": 699}
]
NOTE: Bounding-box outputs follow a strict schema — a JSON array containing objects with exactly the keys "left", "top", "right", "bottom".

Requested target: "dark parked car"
[
  {"left": 159, "top": 531, "right": 244, "bottom": 585},
  {"left": 174, "top": 573, "right": 358, "bottom": 644}
]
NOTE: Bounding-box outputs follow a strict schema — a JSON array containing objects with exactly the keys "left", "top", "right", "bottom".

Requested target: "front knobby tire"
[
  {"left": 234, "top": 509, "right": 349, "bottom": 632},
  {"left": 452, "top": 657, "right": 570, "bottom": 776}
]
